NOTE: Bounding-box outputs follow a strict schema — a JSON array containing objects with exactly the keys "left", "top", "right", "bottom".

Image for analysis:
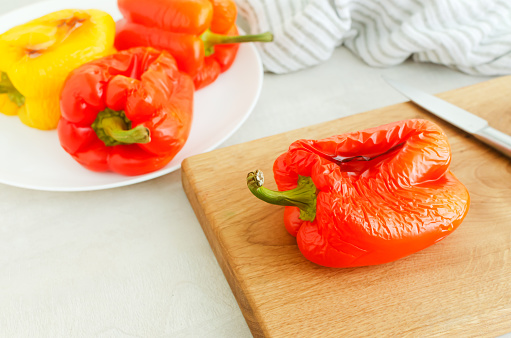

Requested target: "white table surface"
[{"left": 0, "top": 1, "right": 499, "bottom": 337}]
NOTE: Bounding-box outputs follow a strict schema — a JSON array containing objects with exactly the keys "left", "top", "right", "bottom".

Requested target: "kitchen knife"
[{"left": 383, "top": 77, "right": 511, "bottom": 158}]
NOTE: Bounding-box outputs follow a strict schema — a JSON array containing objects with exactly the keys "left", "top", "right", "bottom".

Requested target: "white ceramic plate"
[{"left": 0, "top": 0, "right": 263, "bottom": 191}]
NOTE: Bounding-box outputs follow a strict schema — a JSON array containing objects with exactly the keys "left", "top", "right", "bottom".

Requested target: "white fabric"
[{"left": 235, "top": 0, "right": 511, "bottom": 75}]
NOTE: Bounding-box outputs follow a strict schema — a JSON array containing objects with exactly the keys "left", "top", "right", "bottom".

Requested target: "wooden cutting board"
[{"left": 182, "top": 76, "right": 511, "bottom": 337}]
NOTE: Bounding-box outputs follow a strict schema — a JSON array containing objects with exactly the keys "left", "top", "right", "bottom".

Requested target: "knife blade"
[{"left": 382, "top": 77, "right": 511, "bottom": 158}]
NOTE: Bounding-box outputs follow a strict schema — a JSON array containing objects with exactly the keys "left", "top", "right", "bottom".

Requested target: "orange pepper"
[
  {"left": 115, "top": 0, "right": 272, "bottom": 89},
  {"left": 248, "top": 120, "right": 470, "bottom": 268}
]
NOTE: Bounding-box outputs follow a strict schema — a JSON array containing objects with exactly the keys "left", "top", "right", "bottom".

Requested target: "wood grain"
[{"left": 182, "top": 76, "right": 511, "bottom": 337}]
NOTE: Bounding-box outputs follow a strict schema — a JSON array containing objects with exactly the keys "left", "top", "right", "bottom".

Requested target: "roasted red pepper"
[
  {"left": 58, "top": 47, "right": 194, "bottom": 176},
  {"left": 247, "top": 119, "right": 470, "bottom": 268},
  {"left": 115, "top": 0, "right": 273, "bottom": 89}
]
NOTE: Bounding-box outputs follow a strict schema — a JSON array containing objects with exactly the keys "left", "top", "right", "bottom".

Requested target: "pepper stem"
[
  {"left": 0, "top": 72, "right": 25, "bottom": 107},
  {"left": 247, "top": 170, "right": 317, "bottom": 221},
  {"left": 92, "top": 108, "right": 150, "bottom": 146},
  {"left": 201, "top": 30, "right": 273, "bottom": 56}
]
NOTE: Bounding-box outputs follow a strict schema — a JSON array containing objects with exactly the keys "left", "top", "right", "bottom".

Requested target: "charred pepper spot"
[
  {"left": 24, "top": 14, "right": 90, "bottom": 58},
  {"left": 57, "top": 16, "right": 87, "bottom": 29},
  {"left": 25, "top": 48, "right": 44, "bottom": 58},
  {"left": 54, "top": 14, "right": 89, "bottom": 43}
]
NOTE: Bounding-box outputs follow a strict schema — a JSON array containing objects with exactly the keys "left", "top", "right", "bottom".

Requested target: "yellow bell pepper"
[{"left": 0, "top": 9, "right": 115, "bottom": 130}]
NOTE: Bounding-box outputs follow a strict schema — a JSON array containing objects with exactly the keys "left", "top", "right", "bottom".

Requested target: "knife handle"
[{"left": 473, "top": 126, "right": 511, "bottom": 159}]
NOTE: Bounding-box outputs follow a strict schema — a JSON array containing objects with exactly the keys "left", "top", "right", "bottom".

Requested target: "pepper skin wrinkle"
[{"left": 248, "top": 119, "right": 470, "bottom": 268}]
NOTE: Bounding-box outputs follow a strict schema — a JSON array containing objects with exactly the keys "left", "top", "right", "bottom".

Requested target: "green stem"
[
  {"left": 92, "top": 108, "right": 150, "bottom": 146},
  {"left": 103, "top": 119, "right": 149, "bottom": 144},
  {"left": 0, "top": 72, "right": 25, "bottom": 107},
  {"left": 201, "top": 30, "right": 273, "bottom": 56},
  {"left": 247, "top": 170, "right": 317, "bottom": 221}
]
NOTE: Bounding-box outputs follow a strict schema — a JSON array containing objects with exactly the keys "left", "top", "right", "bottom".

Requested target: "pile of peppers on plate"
[
  {"left": 248, "top": 119, "right": 470, "bottom": 268},
  {"left": 0, "top": 0, "right": 273, "bottom": 175}
]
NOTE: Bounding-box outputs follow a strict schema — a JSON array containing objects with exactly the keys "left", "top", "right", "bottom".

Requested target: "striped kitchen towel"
[{"left": 235, "top": 0, "right": 511, "bottom": 76}]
